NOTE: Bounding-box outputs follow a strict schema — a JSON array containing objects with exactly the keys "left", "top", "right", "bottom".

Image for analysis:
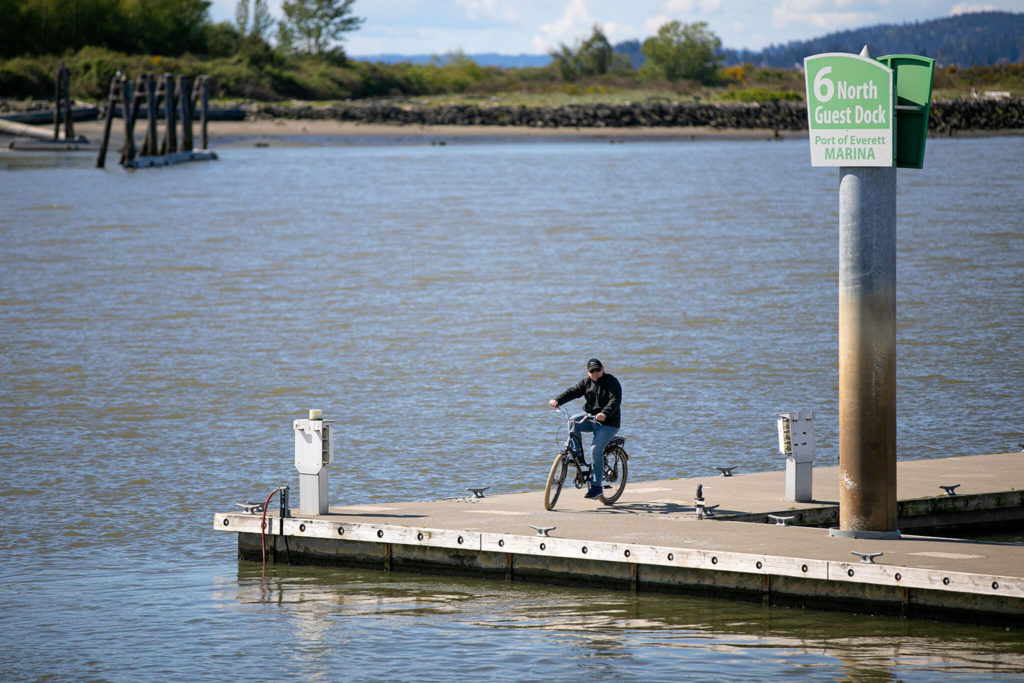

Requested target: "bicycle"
[{"left": 544, "top": 407, "right": 629, "bottom": 510}]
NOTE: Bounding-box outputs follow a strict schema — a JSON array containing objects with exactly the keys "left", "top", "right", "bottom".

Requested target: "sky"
[{"left": 208, "top": 0, "right": 1024, "bottom": 56}]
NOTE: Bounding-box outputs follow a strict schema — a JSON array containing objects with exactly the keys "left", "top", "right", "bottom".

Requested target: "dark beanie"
[{"left": 587, "top": 358, "right": 603, "bottom": 371}]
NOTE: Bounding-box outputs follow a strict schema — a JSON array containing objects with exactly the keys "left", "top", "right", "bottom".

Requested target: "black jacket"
[{"left": 553, "top": 373, "right": 622, "bottom": 428}]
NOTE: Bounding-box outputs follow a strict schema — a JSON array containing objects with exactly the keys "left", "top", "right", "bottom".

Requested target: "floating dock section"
[{"left": 214, "top": 452, "right": 1024, "bottom": 626}]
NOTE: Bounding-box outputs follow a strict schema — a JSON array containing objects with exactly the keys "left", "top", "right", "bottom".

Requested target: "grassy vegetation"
[
  {"left": 1, "top": 46, "right": 1021, "bottom": 108},
  {"left": 931, "top": 63, "right": 1024, "bottom": 99}
]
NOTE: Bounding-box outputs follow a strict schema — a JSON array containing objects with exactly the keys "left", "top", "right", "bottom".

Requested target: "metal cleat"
[
  {"left": 235, "top": 501, "right": 264, "bottom": 514},
  {"left": 768, "top": 514, "right": 795, "bottom": 526},
  {"left": 704, "top": 504, "right": 720, "bottom": 518},
  {"left": 716, "top": 467, "right": 736, "bottom": 477},
  {"left": 530, "top": 525, "right": 555, "bottom": 537},
  {"left": 468, "top": 487, "right": 490, "bottom": 498},
  {"left": 851, "top": 551, "right": 883, "bottom": 564},
  {"left": 939, "top": 484, "right": 960, "bottom": 496}
]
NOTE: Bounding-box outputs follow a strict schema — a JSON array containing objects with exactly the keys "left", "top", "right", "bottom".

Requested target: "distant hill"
[
  {"left": 724, "top": 11, "right": 1024, "bottom": 67},
  {"left": 354, "top": 11, "right": 1023, "bottom": 71}
]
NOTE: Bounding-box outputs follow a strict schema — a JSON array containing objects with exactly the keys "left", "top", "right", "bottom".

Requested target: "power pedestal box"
[
  {"left": 777, "top": 411, "right": 816, "bottom": 503},
  {"left": 294, "top": 410, "right": 334, "bottom": 515}
]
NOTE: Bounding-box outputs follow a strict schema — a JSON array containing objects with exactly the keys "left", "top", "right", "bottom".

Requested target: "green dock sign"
[{"left": 804, "top": 53, "right": 894, "bottom": 167}]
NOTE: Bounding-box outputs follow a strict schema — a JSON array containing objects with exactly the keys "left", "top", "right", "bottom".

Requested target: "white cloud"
[
  {"left": 950, "top": 3, "right": 998, "bottom": 15},
  {"left": 456, "top": 0, "right": 518, "bottom": 24},
  {"left": 770, "top": 0, "right": 878, "bottom": 31},
  {"left": 600, "top": 20, "right": 640, "bottom": 44},
  {"left": 643, "top": 14, "right": 672, "bottom": 34},
  {"left": 661, "top": 0, "right": 722, "bottom": 13},
  {"left": 531, "top": 0, "right": 597, "bottom": 52},
  {"left": 642, "top": 0, "right": 721, "bottom": 38}
]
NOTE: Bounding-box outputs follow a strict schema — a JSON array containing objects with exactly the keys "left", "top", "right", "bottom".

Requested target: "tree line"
[
  {"left": 0, "top": 1, "right": 1019, "bottom": 103},
  {"left": 0, "top": 0, "right": 725, "bottom": 85},
  {"left": 0, "top": 0, "right": 364, "bottom": 60},
  {"left": 551, "top": 21, "right": 722, "bottom": 85}
]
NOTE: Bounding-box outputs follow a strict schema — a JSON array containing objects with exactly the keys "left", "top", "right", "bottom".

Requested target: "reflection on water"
[
  {"left": 224, "top": 563, "right": 1024, "bottom": 681},
  {"left": 1, "top": 134, "right": 1022, "bottom": 679}
]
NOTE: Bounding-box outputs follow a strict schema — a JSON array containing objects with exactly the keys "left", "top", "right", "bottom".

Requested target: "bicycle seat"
[{"left": 607, "top": 436, "right": 626, "bottom": 448}]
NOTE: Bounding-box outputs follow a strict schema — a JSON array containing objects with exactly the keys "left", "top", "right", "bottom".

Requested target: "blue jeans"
[{"left": 571, "top": 414, "right": 618, "bottom": 487}]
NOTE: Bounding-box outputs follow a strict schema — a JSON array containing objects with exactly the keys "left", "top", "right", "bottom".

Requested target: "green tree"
[
  {"left": 121, "top": 0, "right": 213, "bottom": 55},
  {"left": 549, "top": 24, "right": 613, "bottom": 81},
  {"left": 236, "top": 0, "right": 274, "bottom": 40},
  {"left": 280, "top": 0, "right": 363, "bottom": 58},
  {"left": 641, "top": 20, "right": 723, "bottom": 84},
  {"left": 550, "top": 44, "right": 579, "bottom": 81},
  {"left": 577, "top": 25, "right": 612, "bottom": 76},
  {"left": 0, "top": 0, "right": 213, "bottom": 57}
]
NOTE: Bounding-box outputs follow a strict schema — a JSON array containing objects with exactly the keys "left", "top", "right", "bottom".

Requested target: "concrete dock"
[{"left": 214, "top": 452, "right": 1024, "bottom": 626}]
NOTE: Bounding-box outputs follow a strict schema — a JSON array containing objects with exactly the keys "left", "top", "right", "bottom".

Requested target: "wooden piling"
[
  {"left": 196, "top": 75, "right": 209, "bottom": 150},
  {"left": 162, "top": 73, "right": 177, "bottom": 155},
  {"left": 53, "top": 61, "right": 75, "bottom": 141},
  {"left": 178, "top": 75, "right": 193, "bottom": 152},
  {"left": 143, "top": 74, "right": 157, "bottom": 156},
  {"left": 96, "top": 69, "right": 215, "bottom": 169},
  {"left": 96, "top": 72, "right": 123, "bottom": 168},
  {"left": 120, "top": 78, "right": 135, "bottom": 166}
]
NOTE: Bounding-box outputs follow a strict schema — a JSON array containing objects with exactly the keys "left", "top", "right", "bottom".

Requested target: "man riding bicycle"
[{"left": 548, "top": 358, "right": 622, "bottom": 499}]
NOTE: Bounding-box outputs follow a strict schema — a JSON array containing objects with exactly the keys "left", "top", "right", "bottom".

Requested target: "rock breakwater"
[{"left": 249, "top": 98, "right": 1023, "bottom": 134}]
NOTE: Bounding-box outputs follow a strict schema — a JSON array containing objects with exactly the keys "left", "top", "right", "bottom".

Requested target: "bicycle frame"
[
  {"left": 560, "top": 410, "right": 595, "bottom": 489},
  {"left": 544, "top": 406, "right": 629, "bottom": 510}
]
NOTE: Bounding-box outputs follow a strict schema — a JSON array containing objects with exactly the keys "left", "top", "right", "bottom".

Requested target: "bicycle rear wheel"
[
  {"left": 599, "top": 446, "right": 628, "bottom": 505},
  {"left": 544, "top": 452, "right": 568, "bottom": 511}
]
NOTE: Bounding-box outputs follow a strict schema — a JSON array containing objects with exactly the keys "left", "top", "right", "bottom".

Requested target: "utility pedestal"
[
  {"left": 777, "top": 411, "right": 816, "bottom": 502},
  {"left": 293, "top": 410, "right": 334, "bottom": 515}
]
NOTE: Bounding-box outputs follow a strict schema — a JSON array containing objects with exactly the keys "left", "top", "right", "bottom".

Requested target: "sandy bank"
[{"left": 66, "top": 117, "right": 801, "bottom": 148}]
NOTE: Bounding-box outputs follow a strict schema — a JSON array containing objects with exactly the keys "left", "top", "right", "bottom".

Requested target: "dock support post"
[
  {"left": 143, "top": 74, "right": 158, "bottom": 156},
  {"left": 96, "top": 72, "right": 124, "bottom": 168},
  {"left": 835, "top": 166, "right": 899, "bottom": 538},
  {"left": 178, "top": 75, "right": 193, "bottom": 152},
  {"left": 120, "top": 78, "right": 136, "bottom": 166},
  {"left": 161, "top": 73, "right": 177, "bottom": 154},
  {"left": 53, "top": 61, "right": 74, "bottom": 141},
  {"left": 197, "top": 75, "right": 209, "bottom": 150}
]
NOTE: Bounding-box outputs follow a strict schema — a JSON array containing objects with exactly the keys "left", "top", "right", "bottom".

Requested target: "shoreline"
[
  {"left": 7, "top": 116, "right": 1022, "bottom": 151},
  {"left": 5, "top": 95, "right": 1022, "bottom": 148},
  {"left": 66, "top": 118, "right": 804, "bottom": 148}
]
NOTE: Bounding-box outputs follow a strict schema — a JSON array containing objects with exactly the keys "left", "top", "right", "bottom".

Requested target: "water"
[{"left": 1, "top": 134, "right": 1022, "bottom": 680}]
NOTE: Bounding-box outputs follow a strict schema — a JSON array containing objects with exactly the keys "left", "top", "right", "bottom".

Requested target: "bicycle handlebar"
[{"left": 553, "top": 406, "right": 597, "bottom": 425}]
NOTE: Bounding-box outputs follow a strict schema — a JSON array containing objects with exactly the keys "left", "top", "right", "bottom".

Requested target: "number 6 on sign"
[{"left": 813, "top": 65, "right": 834, "bottom": 102}]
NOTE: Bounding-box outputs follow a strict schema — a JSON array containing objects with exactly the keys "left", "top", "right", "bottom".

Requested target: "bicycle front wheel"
[
  {"left": 599, "top": 446, "right": 628, "bottom": 505},
  {"left": 544, "top": 452, "right": 568, "bottom": 511}
]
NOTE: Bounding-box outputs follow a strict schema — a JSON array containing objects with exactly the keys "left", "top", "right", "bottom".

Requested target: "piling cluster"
[{"left": 247, "top": 97, "right": 1024, "bottom": 134}]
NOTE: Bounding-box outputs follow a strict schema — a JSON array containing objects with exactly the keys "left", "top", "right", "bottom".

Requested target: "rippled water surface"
[{"left": 1, "top": 134, "right": 1022, "bottom": 680}]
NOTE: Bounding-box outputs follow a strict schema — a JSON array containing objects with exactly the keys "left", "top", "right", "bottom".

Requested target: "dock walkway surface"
[{"left": 215, "top": 452, "right": 1024, "bottom": 625}]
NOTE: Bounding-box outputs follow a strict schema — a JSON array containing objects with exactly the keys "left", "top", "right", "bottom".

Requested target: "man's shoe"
[{"left": 584, "top": 485, "right": 603, "bottom": 499}]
